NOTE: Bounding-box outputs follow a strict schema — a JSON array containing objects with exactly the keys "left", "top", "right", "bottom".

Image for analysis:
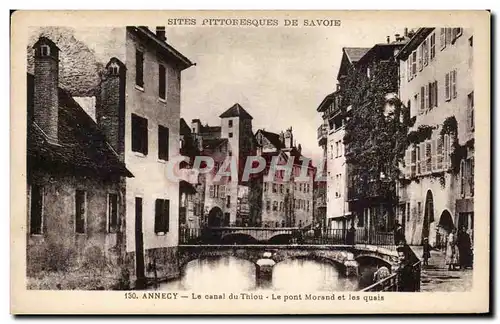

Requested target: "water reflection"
[
  {"left": 272, "top": 258, "right": 359, "bottom": 291},
  {"left": 158, "top": 256, "right": 364, "bottom": 291}
]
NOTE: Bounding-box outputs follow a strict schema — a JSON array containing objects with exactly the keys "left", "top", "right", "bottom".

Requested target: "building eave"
[{"left": 131, "top": 26, "right": 195, "bottom": 70}]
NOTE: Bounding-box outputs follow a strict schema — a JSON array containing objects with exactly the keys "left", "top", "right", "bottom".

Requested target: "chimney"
[
  {"left": 386, "top": 36, "right": 390, "bottom": 44},
  {"left": 97, "top": 57, "right": 126, "bottom": 155},
  {"left": 156, "top": 26, "right": 166, "bottom": 41},
  {"left": 33, "top": 37, "right": 60, "bottom": 143},
  {"left": 404, "top": 28, "right": 408, "bottom": 37}
]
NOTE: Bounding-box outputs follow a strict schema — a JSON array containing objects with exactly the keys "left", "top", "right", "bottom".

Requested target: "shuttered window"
[
  {"left": 445, "top": 72, "right": 451, "bottom": 101},
  {"left": 159, "top": 64, "right": 166, "bottom": 100},
  {"left": 451, "top": 70, "right": 457, "bottom": 99},
  {"left": 440, "top": 28, "right": 446, "bottom": 50},
  {"left": 436, "top": 136, "right": 444, "bottom": 170},
  {"left": 430, "top": 33, "right": 436, "bottom": 60},
  {"left": 426, "top": 141, "right": 432, "bottom": 173},
  {"left": 135, "top": 49, "right": 144, "bottom": 87},
  {"left": 420, "top": 86, "right": 425, "bottom": 115},
  {"left": 158, "top": 125, "right": 169, "bottom": 161},
  {"left": 154, "top": 199, "right": 170, "bottom": 234}
]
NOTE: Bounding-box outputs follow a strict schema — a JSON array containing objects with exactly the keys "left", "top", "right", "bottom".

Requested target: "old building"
[
  {"left": 96, "top": 27, "right": 194, "bottom": 287},
  {"left": 179, "top": 118, "right": 204, "bottom": 230},
  {"left": 255, "top": 128, "right": 315, "bottom": 228},
  {"left": 191, "top": 104, "right": 257, "bottom": 227},
  {"left": 396, "top": 28, "right": 474, "bottom": 247},
  {"left": 317, "top": 47, "right": 369, "bottom": 231},
  {"left": 26, "top": 37, "right": 133, "bottom": 289}
]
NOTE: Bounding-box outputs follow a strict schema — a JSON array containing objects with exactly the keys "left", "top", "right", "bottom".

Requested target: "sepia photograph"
[{"left": 10, "top": 10, "right": 490, "bottom": 314}]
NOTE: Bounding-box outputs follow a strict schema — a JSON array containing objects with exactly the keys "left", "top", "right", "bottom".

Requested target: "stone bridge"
[
  {"left": 208, "top": 227, "right": 300, "bottom": 243},
  {"left": 177, "top": 244, "right": 400, "bottom": 280}
]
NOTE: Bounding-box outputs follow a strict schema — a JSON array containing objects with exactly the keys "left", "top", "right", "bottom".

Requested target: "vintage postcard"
[{"left": 10, "top": 10, "right": 490, "bottom": 314}]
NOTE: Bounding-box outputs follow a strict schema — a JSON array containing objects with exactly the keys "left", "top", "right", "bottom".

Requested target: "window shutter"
[
  {"left": 451, "top": 70, "right": 457, "bottom": 98},
  {"left": 404, "top": 150, "right": 410, "bottom": 178},
  {"left": 209, "top": 185, "right": 214, "bottom": 198},
  {"left": 220, "top": 185, "right": 226, "bottom": 198},
  {"left": 406, "top": 59, "right": 411, "bottom": 82},
  {"left": 445, "top": 73, "right": 450, "bottom": 101},
  {"left": 424, "top": 84, "right": 430, "bottom": 110},
  {"left": 443, "top": 134, "right": 450, "bottom": 169},
  {"left": 420, "top": 86, "right": 425, "bottom": 114},
  {"left": 434, "top": 81, "right": 439, "bottom": 107},
  {"left": 418, "top": 46, "right": 423, "bottom": 71},
  {"left": 446, "top": 28, "right": 452, "bottom": 45},
  {"left": 420, "top": 143, "right": 426, "bottom": 174},
  {"left": 416, "top": 145, "right": 421, "bottom": 175},
  {"left": 164, "top": 200, "right": 170, "bottom": 232},
  {"left": 430, "top": 33, "right": 436, "bottom": 59},
  {"left": 155, "top": 199, "right": 162, "bottom": 233},
  {"left": 431, "top": 140, "right": 436, "bottom": 172},
  {"left": 412, "top": 51, "right": 417, "bottom": 77},
  {"left": 437, "top": 135, "right": 443, "bottom": 171},
  {"left": 423, "top": 40, "right": 429, "bottom": 66},
  {"left": 440, "top": 28, "right": 446, "bottom": 50}
]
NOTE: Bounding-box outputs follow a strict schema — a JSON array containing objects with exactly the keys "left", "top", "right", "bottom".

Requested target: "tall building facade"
[
  {"left": 396, "top": 27, "right": 474, "bottom": 246},
  {"left": 96, "top": 26, "right": 194, "bottom": 286},
  {"left": 255, "top": 128, "right": 315, "bottom": 228},
  {"left": 191, "top": 103, "right": 257, "bottom": 227},
  {"left": 317, "top": 47, "right": 369, "bottom": 230}
]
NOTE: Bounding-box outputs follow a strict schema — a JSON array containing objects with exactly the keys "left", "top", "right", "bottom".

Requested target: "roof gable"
[{"left": 219, "top": 103, "right": 253, "bottom": 120}]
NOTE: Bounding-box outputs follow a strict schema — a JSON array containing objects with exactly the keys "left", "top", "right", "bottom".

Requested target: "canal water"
[{"left": 156, "top": 256, "right": 377, "bottom": 291}]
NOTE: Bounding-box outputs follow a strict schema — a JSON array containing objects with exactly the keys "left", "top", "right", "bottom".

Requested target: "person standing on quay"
[
  {"left": 445, "top": 228, "right": 459, "bottom": 271},
  {"left": 422, "top": 237, "right": 431, "bottom": 267},
  {"left": 457, "top": 226, "right": 473, "bottom": 269}
]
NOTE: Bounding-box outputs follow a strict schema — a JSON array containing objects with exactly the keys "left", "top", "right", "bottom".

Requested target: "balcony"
[{"left": 317, "top": 124, "right": 328, "bottom": 145}]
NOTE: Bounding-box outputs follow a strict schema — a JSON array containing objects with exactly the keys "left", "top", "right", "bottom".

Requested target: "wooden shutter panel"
[
  {"left": 431, "top": 139, "right": 437, "bottom": 172},
  {"left": 445, "top": 73, "right": 450, "bottom": 100},
  {"left": 420, "top": 87, "right": 425, "bottom": 114},
  {"left": 440, "top": 28, "right": 446, "bottom": 50},
  {"left": 437, "top": 136, "right": 443, "bottom": 171},
  {"left": 420, "top": 143, "right": 426, "bottom": 174},
  {"left": 404, "top": 150, "right": 410, "bottom": 178},
  {"left": 155, "top": 199, "right": 162, "bottom": 233},
  {"left": 424, "top": 84, "right": 430, "bottom": 110},
  {"left": 434, "top": 81, "right": 439, "bottom": 107},
  {"left": 164, "top": 200, "right": 170, "bottom": 232},
  {"left": 452, "top": 70, "right": 457, "bottom": 98},
  {"left": 209, "top": 185, "right": 214, "bottom": 198},
  {"left": 418, "top": 46, "right": 423, "bottom": 71}
]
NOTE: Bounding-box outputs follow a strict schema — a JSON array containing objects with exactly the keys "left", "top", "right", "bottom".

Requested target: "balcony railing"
[{"left": 317, "top": 124, "right": 328, "bottom": 143}]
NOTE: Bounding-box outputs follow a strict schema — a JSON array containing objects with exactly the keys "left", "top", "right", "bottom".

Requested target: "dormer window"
[
  {"left": 40, "top": 44, "right": 50, "bottom": 56},
  {"left": 108, "top": 62, "right": 120, "bottom": 76}
]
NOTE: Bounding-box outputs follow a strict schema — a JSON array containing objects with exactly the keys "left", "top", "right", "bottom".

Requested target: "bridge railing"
[
  {"left": 180, "top": 226, "right": 396, "bottom": 248},
  {"left": 360, "top": 246, "right": 422, "bottom": 292}
]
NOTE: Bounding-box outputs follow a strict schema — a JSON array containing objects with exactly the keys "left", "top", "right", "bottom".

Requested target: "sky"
[
  {"left": 164, "top": 25, "right": 405, "bottom": 164},
  {"left": 73, "top": 24, "right": 408, "bottom": 165}
]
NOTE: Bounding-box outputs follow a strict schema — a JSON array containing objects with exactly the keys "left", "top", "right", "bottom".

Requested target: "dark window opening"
[
  {"left": 75, "top": 190, "right": 86, "bottom": 234},
  {"left": 135, "top": 49, "right": 144, "bottom": 87},
  {"left": 159, "top": 64, "right": 166, "bottom": 99},
  {"left": 158, "top": 125, "right": 169, "bottom": 161},
  {"left": 108, "top": 193, "right": 118, "bottom": 233},
  {"left": 132, "top": 114, "right": 148, "bottom": 155},
  {"left": 155, "top": 199, "right": 170, "bottom": 234}
]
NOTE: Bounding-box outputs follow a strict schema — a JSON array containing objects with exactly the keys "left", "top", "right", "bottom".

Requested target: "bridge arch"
[
  {"left": 268, "top": 234, "right": 292, "bottom": 244},
  {"left": 422, "top": 190, "right": 436, "bottom": 244},
  {"left": 273, "top": 254, "right": 346, "bottom": 272},
  {"left": 220, "top": 233, "right": 259, "bottom": 245}
]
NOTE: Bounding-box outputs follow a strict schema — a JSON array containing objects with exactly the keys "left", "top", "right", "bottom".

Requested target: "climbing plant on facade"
[{"left": 343, "top": 59, "right": 410, "bottom": 203}]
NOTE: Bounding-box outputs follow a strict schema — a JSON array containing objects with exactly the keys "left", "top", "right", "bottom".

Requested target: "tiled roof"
[
  {"left": 27, "top": 73, "right": 133, "bottom": 177},
  {"left": 344, "top": 47, "right": 370, "bottom": 63},
  {"left": 201, "top": 138, "right": 228, "bottom": 150},
  {"left": 219, "top": 103, "right": 253, "bottom": 120},
  {"left": 257, "top": 129, "right": 284, "bottom": 150}
]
